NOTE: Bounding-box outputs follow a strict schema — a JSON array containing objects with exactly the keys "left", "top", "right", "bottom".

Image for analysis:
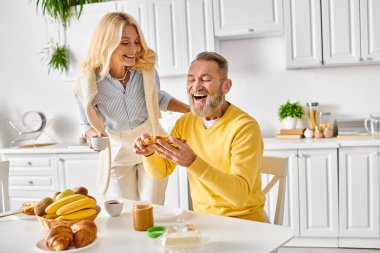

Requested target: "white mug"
[
  {"left": 104, "top": 199, "right": 124, "bottom": 217},
  {"left": 364, "top": 113, "right": 380, "bottom": 136},
  {"left": 90, "top": 136, "right": 109, "bottom": 151}
]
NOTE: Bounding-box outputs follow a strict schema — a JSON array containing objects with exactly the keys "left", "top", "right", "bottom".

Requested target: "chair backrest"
[
  {"left": 0, "top": 161, "right": 10, "bottom": 212},
  {"left": 261, "top": 156, "right": 288, "bottom": 225}
]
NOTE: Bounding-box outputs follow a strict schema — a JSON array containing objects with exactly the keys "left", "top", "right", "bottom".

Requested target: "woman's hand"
[
  {"left": 85, "top": 128, "right": 102, "bottom": 150},
  {"left": 134, "top": 134, "right": 156, "bottom": 157}
]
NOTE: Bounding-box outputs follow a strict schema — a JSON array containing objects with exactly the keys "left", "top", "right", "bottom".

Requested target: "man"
[{"left": 133, "top": 52, "right": 265, "bottom": 222}]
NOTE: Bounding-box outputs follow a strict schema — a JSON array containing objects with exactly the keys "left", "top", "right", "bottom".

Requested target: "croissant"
[
  {"left": 45, "top": 225, "right": 73, "bottom": 251},
  {"left": 71, "top": 220, "right": 97, "bottom": 248},
  {"left": 142, "top": 136, "right": 186, "bottom": 146}
]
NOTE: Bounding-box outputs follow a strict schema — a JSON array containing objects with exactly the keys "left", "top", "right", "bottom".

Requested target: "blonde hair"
[{"left": 80, "top": 12, "right": 156, "bottom": 78}]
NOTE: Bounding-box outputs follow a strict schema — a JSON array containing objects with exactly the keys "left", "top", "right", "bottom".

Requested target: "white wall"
[{"left": 1, "top": 2, "right": 379, "bottom": 148}]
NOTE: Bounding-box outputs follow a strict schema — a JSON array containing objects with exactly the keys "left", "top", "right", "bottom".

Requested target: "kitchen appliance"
[{"left": 364, "top": 112, "right": 380, "bottom": 136}]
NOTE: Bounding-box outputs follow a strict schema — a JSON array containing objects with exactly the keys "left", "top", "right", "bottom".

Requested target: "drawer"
[
  {"left": 10, "top": 176, "right": 53, "bottom": 187},
  {"left": 8, "top": 157, "right": 52, "bottom": 167}
]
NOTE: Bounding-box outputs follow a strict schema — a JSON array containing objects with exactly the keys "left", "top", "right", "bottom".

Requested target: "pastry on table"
[
  {"left": 142, "top": 136, "right": 186, "bottom": 146},
  {"left": 71, "top": 220, "right": 97, "bottom": 248},
  {"left": 45, "top": 225, "right": 73, "bottom": 251}
]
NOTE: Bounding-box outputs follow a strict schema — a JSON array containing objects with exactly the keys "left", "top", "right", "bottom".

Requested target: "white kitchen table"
[{"left": 0, "top": 199, "right": 293, "bottom": 253}]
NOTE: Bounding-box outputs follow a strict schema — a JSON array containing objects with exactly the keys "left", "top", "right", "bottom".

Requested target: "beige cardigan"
[{"left": 74, "top": 69, "right": 161, "bottom": 195}]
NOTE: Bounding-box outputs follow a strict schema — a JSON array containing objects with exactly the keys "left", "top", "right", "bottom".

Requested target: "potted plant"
[
  {"left": 32, "top": 0, "right": 103, "bottom": 73},
  {"left": 278, "top": 100, "right": 304, "bottom": 129},
  {"left": 41, "top": 42, "right": 69, "bottom": 74}
]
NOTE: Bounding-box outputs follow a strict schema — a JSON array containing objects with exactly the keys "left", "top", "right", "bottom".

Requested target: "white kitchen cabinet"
[
  {"left": 3, "top": 154, "right": 60, "bottom": 210},
  {"left": 284, "top": 0, "right": 322, "bottom": 68},
  {"left": 213, "top": 0, "right": 283, "bottom": 39},
  {"left": 321, "top": 0, "right": 361, "bottom": 65},
  {"left": 147, "top": 0, "right": 216, "bottom": 76},
  {"left": 360, "top": 0, "right": 380, "bottom": 62},
  {"left": 57, "top": 153, "right": 101, "bottom": 202},
  {"left": 285, "top": 0, "right": 380, "bottom": 68},
  {"left": 264, "top": 147, "right": 339, "bottom": 247},
  {"left": 297, "top": 149, "right": 339, "bottom": 238},
  {"left": 338, "top": 146, "right": 380, "bottom": 247}
]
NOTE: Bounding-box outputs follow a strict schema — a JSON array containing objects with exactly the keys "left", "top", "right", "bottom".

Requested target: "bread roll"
[
  {"left": 71, "top": 220, "right": 97, "bottom": 248},
  {"left": 142, "top": 136, "right": 186, "bottom": 146},
  {"left": 45, "top": 225, "right": 73, "bottom": 251}
]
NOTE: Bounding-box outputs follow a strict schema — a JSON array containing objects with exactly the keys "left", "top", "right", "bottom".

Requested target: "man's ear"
[{"left": 222, "top": 79, "right": 232, "bottom": 94}]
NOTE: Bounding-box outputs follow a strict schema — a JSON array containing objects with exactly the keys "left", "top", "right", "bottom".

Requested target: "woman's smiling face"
[{"left": 111, "top": 24, "right": 141, "bottom": 67}]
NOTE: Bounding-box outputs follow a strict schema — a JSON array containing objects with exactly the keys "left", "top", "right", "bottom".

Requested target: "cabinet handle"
[
  {"left": 359, "top": 57, "right": 363, "bottom": 61},
  {"left": 28, "top": 180, "right": 34, "bottom": 185},
  {"left": 247, "top": 28, "right": 254, "bottom": 33},
  {"left": 27, "top": 162, "right": 32, "bottom": 166}
]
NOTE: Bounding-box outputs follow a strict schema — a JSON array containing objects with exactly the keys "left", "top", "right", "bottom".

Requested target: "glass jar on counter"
[
  {"left": 319, "top": 112, "right": 334, "bottom": 138},
  {"left": 306, "top": 102, "right": 319, "bottom": 130},
  {"left": 133, "top": 201, "right": 154, "bottom": 231}
]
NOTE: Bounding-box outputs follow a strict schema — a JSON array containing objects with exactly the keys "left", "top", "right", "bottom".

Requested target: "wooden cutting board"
[{"left": 336, "top": 135, "right": 378, "bottom": 139}]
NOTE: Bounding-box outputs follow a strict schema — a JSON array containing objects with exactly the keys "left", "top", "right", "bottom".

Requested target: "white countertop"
[
  {"left": 1, "top": 138, "right": 380, "bottom": 155},
  {"left": 0, "top": 199, "right": 293, "bottom": 253}
]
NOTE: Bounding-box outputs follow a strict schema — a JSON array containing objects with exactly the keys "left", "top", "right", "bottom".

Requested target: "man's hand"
[
  {"left": 85, "top": 128, "right": 102, "bottom": 151},
  {"left": 134, "top": 134, "right": 156, "bottom": 157},
  {"left": 153, "top": 136, "right": 196, "bottom": 167}
]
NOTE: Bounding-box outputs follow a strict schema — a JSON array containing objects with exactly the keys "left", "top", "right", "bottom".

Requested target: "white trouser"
[{"left": 106, "top": 119, "right": 168, "bottom": 204}]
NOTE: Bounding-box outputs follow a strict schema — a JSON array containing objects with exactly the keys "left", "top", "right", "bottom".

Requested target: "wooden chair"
[
  {"left": 261, "top": 156, "right": 288, "bottom": 225},
  {"left": 0, "top": 161, "right": 10, "bottom": 212}
]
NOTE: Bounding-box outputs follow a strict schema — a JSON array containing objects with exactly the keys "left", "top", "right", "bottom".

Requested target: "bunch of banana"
[{"left": 35, "top": 187, "right": 98, "bottom": 220}]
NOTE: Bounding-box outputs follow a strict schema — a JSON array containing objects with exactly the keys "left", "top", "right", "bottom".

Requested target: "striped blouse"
[{"left": 75, "top": 69, "right": 172, "bottom": 136}]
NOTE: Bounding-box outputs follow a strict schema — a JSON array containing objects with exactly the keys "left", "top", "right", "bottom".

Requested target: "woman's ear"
[{"left": 222, "top": 79, "right": 232, "bottom": 94}]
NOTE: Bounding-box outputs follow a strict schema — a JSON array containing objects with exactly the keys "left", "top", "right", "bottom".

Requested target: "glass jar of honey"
[{"left": 133, "top": 201, "right": 154, "bottom": 231}]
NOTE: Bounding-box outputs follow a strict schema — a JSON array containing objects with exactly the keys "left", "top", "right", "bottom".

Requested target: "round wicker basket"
[{"left": 37, "top": 205, "right": 101, "bottom": 229}]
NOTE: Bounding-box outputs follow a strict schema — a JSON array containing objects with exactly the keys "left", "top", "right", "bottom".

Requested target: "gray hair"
[{"left": 192, "top": 51, "right": 228, "bottom": 77}]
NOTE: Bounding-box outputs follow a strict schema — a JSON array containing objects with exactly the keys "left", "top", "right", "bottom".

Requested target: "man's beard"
[{"left": 188, "top": 85, "right": 224, "bottom": 118}]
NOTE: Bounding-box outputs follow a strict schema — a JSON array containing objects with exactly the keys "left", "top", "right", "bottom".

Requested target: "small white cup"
[
  {"left": 90, "top": 136, "right": 109, "bottom": 151},
  {"left": 104, "top": 199, "right": 124, "bottom": 217}
]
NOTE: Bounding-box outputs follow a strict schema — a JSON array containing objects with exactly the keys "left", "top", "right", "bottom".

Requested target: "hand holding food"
[{"left": 141, "top": 136, "right": 186, "bottom": 146}]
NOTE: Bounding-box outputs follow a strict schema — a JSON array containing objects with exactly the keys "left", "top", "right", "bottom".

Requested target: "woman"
[{"left": 74, "top": 12, "right": 189, "bottom": 204}]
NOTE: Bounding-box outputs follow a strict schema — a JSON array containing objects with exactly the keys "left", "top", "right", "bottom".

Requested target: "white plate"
[
  {"left": 35, "top": 237, "right": 98, "bottom": 252},
  {"left": 154, "top": 206, "right": 183, "bottom": 222},
  {"left": 14, "top": 213, "right": 36, "bottom": 220},
  {"left": 22, "top": 111, "right": 46, "bottom": 132}
]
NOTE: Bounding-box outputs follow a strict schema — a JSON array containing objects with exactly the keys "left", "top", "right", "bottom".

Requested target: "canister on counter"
[
  {"left": 319, "top": 112, "right": 334, "bottom": 138},
  {"left": 306, "top": 102, "right": 319, "bottom": 130},
  {"left": 133, "top": 201, "right": 154, "bottom": 231}
]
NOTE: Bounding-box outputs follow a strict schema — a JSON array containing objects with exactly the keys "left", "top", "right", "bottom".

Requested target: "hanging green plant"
[
  {"left": 31, "top": 0, "right": 104, "bottom": 74},
  {"left": 41, "top": 42, "right": 69, "bottom": 74},
  {"left": 33, "top": 0, "right": 104, "bottom": 27}
]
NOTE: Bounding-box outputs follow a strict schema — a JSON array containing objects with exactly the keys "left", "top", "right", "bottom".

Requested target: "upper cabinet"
[
  {"left": 213, "top": 0, "right": 284, "bottom": 39},
  {"left": 64, "top": 0, "right": 216, "bottom": 81},
  {"left": 285, "top": 0, "right": 380, "bottom": 69}
]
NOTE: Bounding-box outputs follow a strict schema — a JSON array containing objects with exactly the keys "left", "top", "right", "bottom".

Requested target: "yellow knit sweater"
[{"left": 143, "top": 104, "right": 265, "bottom": 220}]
